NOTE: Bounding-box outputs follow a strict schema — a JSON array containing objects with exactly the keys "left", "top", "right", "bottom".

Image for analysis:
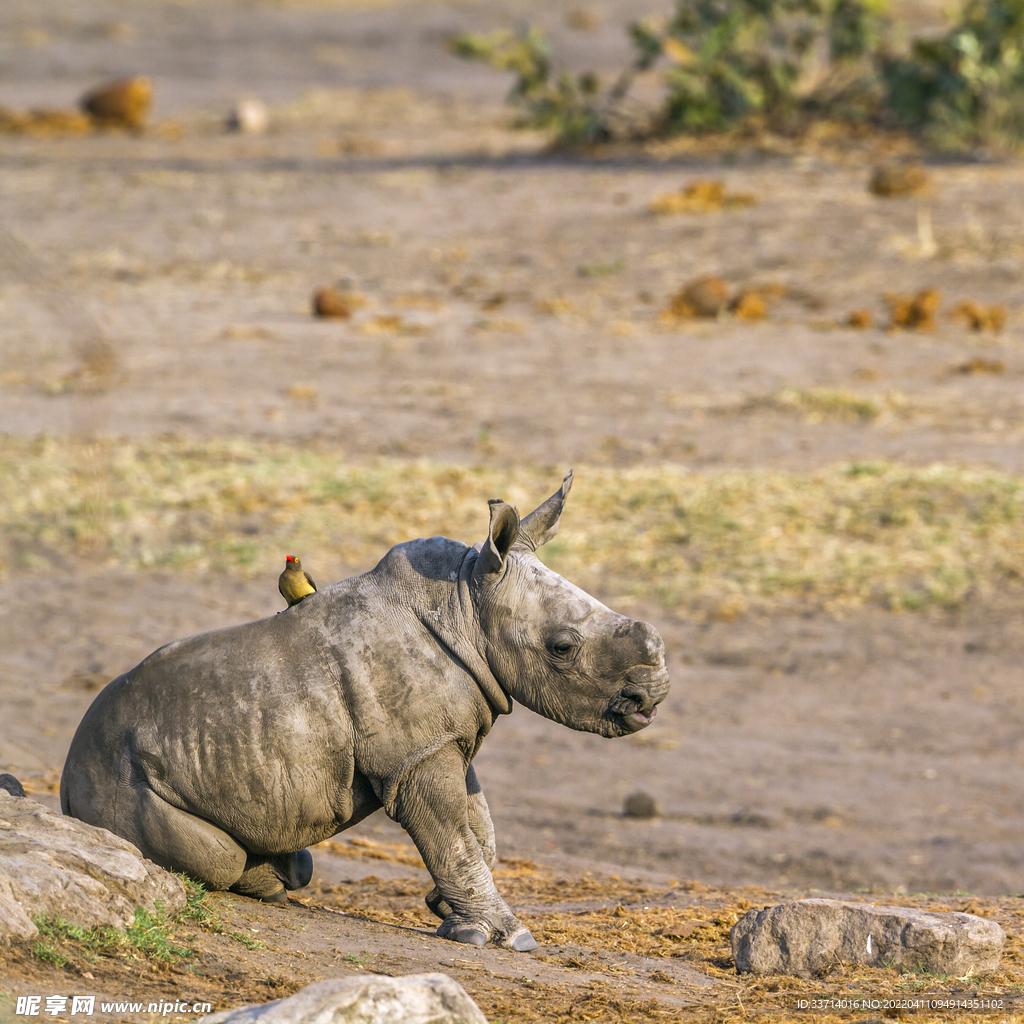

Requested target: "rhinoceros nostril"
[
  {"left": 614, "top": 685, "right": 651, "bottom": 715},
  {"left": 607, "top": 689, "right": 637, "bottom": 717}
]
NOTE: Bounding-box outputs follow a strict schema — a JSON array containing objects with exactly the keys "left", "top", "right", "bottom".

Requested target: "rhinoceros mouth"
[
  {"left": 624, "top": 705, "right": 657, "bottom": 731},
  {"left": 607, "top": 683, "right": 663, "bottom": 733}
]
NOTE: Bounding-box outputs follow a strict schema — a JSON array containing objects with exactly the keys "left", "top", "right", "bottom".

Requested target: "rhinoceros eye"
[{"left": 547, "top": 632, "right": 579, "bottom": 660}]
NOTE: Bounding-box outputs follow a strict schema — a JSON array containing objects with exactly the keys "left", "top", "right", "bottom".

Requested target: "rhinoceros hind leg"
[
  {"left": 230, "top": 850, "right": 313, "bottom": 902},
  {"left": 128, "top": 787, "right": 248, "bottom": 892}
]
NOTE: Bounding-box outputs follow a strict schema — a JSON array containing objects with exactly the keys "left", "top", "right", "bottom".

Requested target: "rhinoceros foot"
[
  {"left": 440, "top": 922, "right": 487, "bottom": 946},
  {"left": 258, "top": 889, "right": 289, "bottom": 905},
  {"left": 509, "top": 931, "right": 539, "bottom": 951},
  {"left": 229, "top": 849, "right": 314, "bottom": 903},
  {"left": 436, "top": 912, "right": 537, "bottom": 952}
]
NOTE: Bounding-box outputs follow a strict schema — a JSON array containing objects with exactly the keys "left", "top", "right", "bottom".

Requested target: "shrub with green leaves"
[
  {"left": 450, "top": 29, "right": 613, "bottom": 144},
  {"left": 452, "top": 0, "right": 1024, "bottom": 148},
  {"left": 631, "top": 0, "right": 882, "bottom": 133},
  {"left": 881, "top": 0, "right": 1024, "bottom": 149},
  {"left": 453, "top": 0, "right": 883, "bottom": 141}
]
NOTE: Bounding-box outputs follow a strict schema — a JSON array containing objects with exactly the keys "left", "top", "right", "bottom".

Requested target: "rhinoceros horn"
[{"left": 516, "top": 469, "right": 573, "bottom": 551}]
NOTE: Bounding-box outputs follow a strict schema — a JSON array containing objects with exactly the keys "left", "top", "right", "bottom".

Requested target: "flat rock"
[
  {"left": 732, "top": 898, "right": 1004, "bottom": 977},
  {"left": 198, "top": 974, "right": 488, "bottom": 1024},
  {"left": 0, "top": 791, "right": 186, "bottom": 945}
]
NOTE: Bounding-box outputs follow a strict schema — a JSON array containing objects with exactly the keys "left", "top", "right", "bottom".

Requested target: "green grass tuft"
[
  {"left": 228, "top": 930, "right": 268, "bottom": 951},
  {"left": 177, "top": 875, "right": 224, "bottom": 934},
  {"left": 31, "top": 906, "right": 196, "bottom": 969}
]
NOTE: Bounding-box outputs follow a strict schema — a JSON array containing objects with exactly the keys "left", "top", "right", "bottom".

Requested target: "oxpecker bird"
[{"left": 279, "top": 555, "right": 317, "bottom": 607}]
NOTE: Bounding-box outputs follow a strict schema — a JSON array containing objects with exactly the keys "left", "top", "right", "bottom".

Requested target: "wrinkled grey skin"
[{"left": 61, "top": 472, "right": 670, "bottom": 951}]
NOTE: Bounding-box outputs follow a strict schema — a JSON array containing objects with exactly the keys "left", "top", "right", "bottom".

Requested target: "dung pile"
[
  {"left": 950, "top": 300, "right": 1006, "bottom": 333},
  {"left": 886, "top": 288, "right": 941, "bottom": 330},
  {"left": 0, "top": 77, "right": 152, "bottom": 136},
  {"left": 661, "top": 277, "right": 784, "bottom": 322},
  {"left": 649, "top": 179, "right": 757, "bottom": 215}
]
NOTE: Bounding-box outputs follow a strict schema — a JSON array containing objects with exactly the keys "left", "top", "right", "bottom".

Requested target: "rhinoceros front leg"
[
  {"left": 425, "top": 763, "right": 495, "bottom": 922},
  {"left": 393, "top": 747, "right": 536, "bottom": 952}
]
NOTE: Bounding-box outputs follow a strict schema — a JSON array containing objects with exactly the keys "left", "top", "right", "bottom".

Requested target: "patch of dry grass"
[
  {"left": 311, "top": 869, "right": 1024, "bottom": 1023},
  {"left": 649, "top": 180, "right": 757, "bottom": 215},
  {"left": 314, "top": 835, "right": 426, "bottom": 869},
  {"left": 1, "top": 437, "right": 1023, "bottom": 615},
  {"left": 744, "top": 387, "right": 886, "bottom": 423}
]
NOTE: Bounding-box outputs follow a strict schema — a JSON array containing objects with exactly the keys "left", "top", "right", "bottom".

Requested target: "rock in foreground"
[
  {"left": 199, "top": 974, "right": 488, "bottom": 1024},
  {"left": 0, "top": 791, "right": 185, "bottom": 945},
  {"left": 732, "top": 898, "right": 1004, "bottom": 977}
]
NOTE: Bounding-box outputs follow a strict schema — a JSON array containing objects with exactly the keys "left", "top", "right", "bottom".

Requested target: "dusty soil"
[
  {"left": 6, "top": 858, "right": 1024, "bottom": 1023},
  {"left": 3, "top": 0, "right": 1024, "bottom": 1020}
]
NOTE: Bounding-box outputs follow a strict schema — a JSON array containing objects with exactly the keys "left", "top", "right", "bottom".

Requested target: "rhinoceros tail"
[{"left": 59, "top": 763, "right": 70, "bottom": 816}]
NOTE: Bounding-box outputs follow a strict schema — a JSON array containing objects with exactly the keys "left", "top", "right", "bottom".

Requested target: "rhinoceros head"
[{"left": 471, "top": 472, "right": 670, "bottom": 738}]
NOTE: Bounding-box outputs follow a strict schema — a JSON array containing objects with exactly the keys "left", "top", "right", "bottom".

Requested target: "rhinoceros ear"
[
  {"left": 516, "top": 470, "right": 573, "bottom": 551},
  {"left": 476, "top": 499, "right": 521, "bottom": 575}
]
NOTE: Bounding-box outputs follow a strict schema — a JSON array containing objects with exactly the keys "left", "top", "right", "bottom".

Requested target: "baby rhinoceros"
[{"left": 61, "top": 472, "right": 670, "bottom": 952}]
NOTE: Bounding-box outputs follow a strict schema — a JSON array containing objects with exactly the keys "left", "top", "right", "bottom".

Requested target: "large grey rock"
[
  {"left": 0, "top": 791, "right": 186, "bottom": 944},
  {"left": 198, "top": 974, "right": 488, "bottom": 1024},
  {"left": 732, "top": 898, "right": 1004, "bottom": 977}
]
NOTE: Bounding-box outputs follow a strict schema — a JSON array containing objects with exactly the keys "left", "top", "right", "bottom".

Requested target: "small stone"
[
  {"left": 227, "top": 98, "right": 269, "bottom": 135},
  {"left": 197, "top": 974, "right": 488, "bottom": 1024},
  {"left": 869, "top": 162, "right": 930, "bottom": 198},
  {"left": 731, "top": 898, "right": 1004, "bottom": 977},
  {"left": 664, "top": 276, "right": 730, "bottom": 319},
  {"left": 845, "top": 308, "right": 872, "bottom": 329},
  {"left": 623, "top": 790, "right": 659, "bottom": 819},
  {"left": 957, "top": 356, "right": 1005, "bottom": 375},
  {"left": 80, "top": 76, "right": 152, "bottom": 130},
  {"left": 312, "top": 287, "right": 352, "bottom": 319}
]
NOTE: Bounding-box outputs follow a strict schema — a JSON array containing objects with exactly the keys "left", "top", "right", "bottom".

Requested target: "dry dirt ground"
[{"left": 3, "top": 0, "right": 1024, "bottom": 1020}]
